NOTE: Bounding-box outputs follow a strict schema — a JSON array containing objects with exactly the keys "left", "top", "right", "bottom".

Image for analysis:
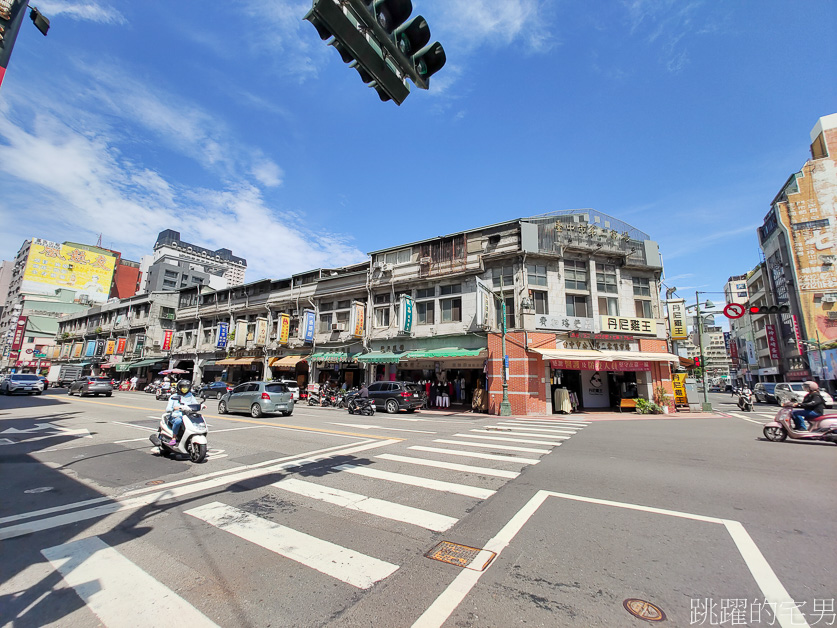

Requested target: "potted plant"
[{"left": 653, "top": 385, "right": 671, "bottom": 414}]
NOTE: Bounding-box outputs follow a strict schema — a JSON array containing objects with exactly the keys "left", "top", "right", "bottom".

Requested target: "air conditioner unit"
[
  {"left": 822, "top": 296, "right": 837, "bottom": 303},
  {"left": 379, "top": 263, "right": 392, "bottom": 272},
  {"left": 332, "top": 323, "right": 346, "bottom": 331},
  {"left": 372, "top": 262, "right": 383, "bottom": 272}
]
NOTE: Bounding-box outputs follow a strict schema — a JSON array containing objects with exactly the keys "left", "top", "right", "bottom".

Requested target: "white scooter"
[{"left": 149, "top": 402, "right": 209, "bottom": 463}]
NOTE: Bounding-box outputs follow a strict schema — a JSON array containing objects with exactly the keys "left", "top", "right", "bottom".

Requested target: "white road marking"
[
  {"left": 113, "top": 421, "right": 155, "bottom": 432},
  {"left": 185, "top": 502, "right": 398, "bottom": 589},
  {"left": 333, "top": 464, "right": 495, "bottom": 499},
  {"left": 114, "top": 437, "right": 151, "bottom": 444},
  {"left": 457, "top": 433, "right": 566, "bottom": 446},
  {"left": 408, "top": 446, "right": 540, "bottom": 465},
  {"left": 211, "top": 426, "right": 265, "bottom": 433},
  {"left": 434, "top": 439, "right": 552, "bottom": 454},
  {"left": 471, "top": 429, "right": 571, "bottom": 440},
  {"left": 329, "top": 422, "right": 436, "bottom": 434},
  {"left": 377, "top": 453, "right": 519, "bottom": 479},
  {"left": 272, "top": 478, "right": 457, "bottom": 532},
  {"left": 0, "top": 429, "right": 92, "bottom": 445},
  {"left": 505, "top": 419, "right": 588, "bottom": 428},
  {"left": 41, "top": 536, "right": 218, "bottom": 627},
  {"left": 507, "top": 417, "right": 591, "bottom": 425},
  {"left": 494, "top": 423, "right": 579, "bottom": 434},
  {"left": 728, "top": 412, "right": 766, "bottom": 425}
]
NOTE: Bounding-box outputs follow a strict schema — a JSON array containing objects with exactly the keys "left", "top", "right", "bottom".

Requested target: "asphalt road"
[{"left": 1, "top": 388, "right": 834, "bottom": 627}]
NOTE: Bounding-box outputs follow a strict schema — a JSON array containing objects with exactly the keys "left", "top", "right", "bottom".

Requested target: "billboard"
[
  {"left": 105, "top": 339, "right": 116, "bottom": 355},
  {"left": 85, "top": 340, "right": 96, "bottom": 357},
  {"left": 0, "top": 0, "right": 28, "bottom": 92},
  {"left": 162, "top": 330, "right": 173, "bottom": 351},
  {"left": 821, "top": 348, "right": 837, "bottom": 381},
  {"left": 277, "top": 314, "right": 290, "bottom": 345},
  {"left": 475, "top": 278, "right": 492, "bottom": 328},
  {"left": 116, "top": 337, "right": 127, "bottom": 354},
  {"left": 72, "top": 342, "right": 83, "bottom": 358},
  {"left": 667, "top": 300, "right": 688, "bottom": 340},
  {"left": 11, "top": 316, "right": 27, "bottom": 351},
  {"left": 234, "top": 320, "right": 248, "bottom": 347},
  {"left": 254, "top": 318, "right": 268, "bottom": 346},
  {"left": 22, "top": 239, "right": 117, "bottom": 304}
]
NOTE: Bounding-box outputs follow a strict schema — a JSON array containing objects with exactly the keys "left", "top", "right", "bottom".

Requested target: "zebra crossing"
[
  {"left": 727, "top": 410, "right": 779, "bottom": 425},
  {"left": 31, "top": 416, "right": 590, "bottom": 623}
]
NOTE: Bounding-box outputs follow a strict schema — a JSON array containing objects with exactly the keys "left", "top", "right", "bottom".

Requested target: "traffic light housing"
[{"left": 747, "top": 304, "right": 790, "bottom": 315}]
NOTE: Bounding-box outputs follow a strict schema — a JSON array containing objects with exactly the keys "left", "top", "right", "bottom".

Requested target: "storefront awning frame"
[
  {"left": 532, "top": 348, "right": 680, "bottom": 363},
  {"left": 269, "top": 355, "right": 310, "bottom": 368},
  {"left": 356, "top": 352, "right": 404, "bottom": 364},
  {"left": 216, "top": 357, "right": 260, "bottom": 366},
  {"left": 403, "top": 348, "right": 486, "bottom": 359}
]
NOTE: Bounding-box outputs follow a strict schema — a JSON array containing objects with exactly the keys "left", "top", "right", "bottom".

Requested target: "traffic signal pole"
[{"left": 695, "top": 291, "right": 712, "bottom": 412}]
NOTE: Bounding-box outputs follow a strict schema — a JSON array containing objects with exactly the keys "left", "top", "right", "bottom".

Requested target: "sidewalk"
[{"left": 414, "top": 408, "right": 726, "bottom": 421}]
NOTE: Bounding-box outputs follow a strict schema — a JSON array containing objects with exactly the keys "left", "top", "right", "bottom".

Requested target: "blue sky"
[{"left": 1, "top": 0, "right": 835, "bottom": 304}]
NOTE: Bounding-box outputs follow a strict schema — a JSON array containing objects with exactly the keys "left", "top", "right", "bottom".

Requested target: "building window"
[
  {"left": 596, "top": 264, "right": 617, "bottom": 293},
  {"left": 440, "top": 297, "right": 462, "bottom": 323},
  {"left": 336, "top": 311, "right": 350, "bottom": 325},
  {"left": 374, "top": 294, "right": 391, "bottom": 305},
  {"left": 380, "top": 248, "right": 411, "bottom": 266},
  {"left": 564, "top": 260, "right": 588, "bottom": 291},
  {"left": 492, "top": 266, "right": 514, "bottom": 289},
  {"left": 566, "top": 295, "right": 588, "bottom": 318},
  {"left": 319, "top": 313, "right": 332, "bottom": 333},
  {"left": 416, "top": 287, "right": 435, "bottom": 299},
  {"left": 320, "top": 302, "right": 333, "bottom": 311},
  {"left": 336, "top": 300, "right": 351, "bottom": 310},
  {"left": 416, "top": 301, "right": 434, "bottom": 325},
  {"left": 598, "top": 296, "right": 619, "bottom": 316},
  {"left": 532, "top": 290, "right": 549, "bottom": 315},
  {"left": 440, "top": 283, "right": 461, "bottom": 296},
  {"left": 632, "top": 277, "right": 651, "bottom": 297},
  {"left": 527, "top": 264, "right": 548, "bottom": 287},
  {"left": 374, "top": 307, "right": 390, "bottom": 328},
  {"left": 635, "top": 299, "right": 653, "bottom": 318},
  {"left": 495, "top": 297, "right": 516, "bottom": 329}
]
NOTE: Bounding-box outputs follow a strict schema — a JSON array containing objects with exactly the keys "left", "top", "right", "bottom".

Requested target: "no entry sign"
[{"left": 724, "top": 303, "right": 745, "bottom": 319}]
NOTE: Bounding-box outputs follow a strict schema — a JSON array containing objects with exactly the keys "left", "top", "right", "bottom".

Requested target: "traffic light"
[
  {"left": 29, "top": 7, "right": 49, "bottom": 35},
  {"left": 747, "top": 304, "right": 790, "bottom": 315},
  {"left": 304, "top": 0, "right": 445, "bottom": 105}
]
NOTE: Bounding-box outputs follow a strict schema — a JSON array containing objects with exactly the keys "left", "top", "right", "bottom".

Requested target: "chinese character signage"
[
  {"left": 350, "top": 302, "right": 365, "bottom": 339},
  {"left": 234, "top": 320, "right": 248, "bottom": 347},
  {"left": 791, "top": 315, "right": 803, "bottom": 354},
  {"left": 11, "top": 316, "right": 27, "bottom": 351},
  {"left": 162, "top": 330, "right": 174, "bottom": 351},
  {"left": 133, "top": 334, "right": 145, "bottom": 356},
  {"left": 116, "top": 337, "right": 127, "bottom": 354},
  {"left": 105, "top": 339, "right": 116, "bottom": 355},
  {"left": 398, "top": 295, "right": 413, "bottom": 334},
  {"left": 729, "top": 338, "right": 739, "bottom": 362},
  {"left": 216, "top": 322, "right": 229, "bottom": 348},
  {"left": 301, "top": 310, "right": 316, "bottom": 343},
  {"left": 475, "top": 278, "right": 492, "bottom": 328},
  {"left": 667, "top": 300, "right": 687, "bottom": 339},
  {"left": 254, "top": 318, "right": 268, "bottom": 346},
  {"left": 746, "top": 341, "right": 757, "bottom": 365},
  {"left": 550, "top": 359, "right": 650, "bottom": 372},
  {"left": 72, "top": 342, "right": 83, "bottom": 358},
  {"left": 22, "top": 238, "right": 117, "bottom": 305},
  {"left": 60, "top": 343, "right": 72, "bottom": 358},
  {"left": 94, "top": 339, "right": 105, "bottom": 358},
  {"left": 84, "top": 340, "right": 95, "bottom": 357},
  {"left": 600, "top": 316, "right": 656, "bottom": 336},
  {"left": 277, "top": 314, "right": 291, "bottom": 345},
  {"left": 765, "top": 325, "right": 780, "bottom": 360},
  {"left": 672, "top": 373, "right": 688, "bottom": 405},
  {"left": 535, "top": 315, "right": 595, "bottom": 332}
]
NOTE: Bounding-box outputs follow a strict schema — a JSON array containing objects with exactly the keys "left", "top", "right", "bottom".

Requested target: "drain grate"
[
  {"left": 623, "top": 599, "right": 666, "bottom": 622},
  {"left": 425, "top": 541, "right": 496, "bottom": 571}
]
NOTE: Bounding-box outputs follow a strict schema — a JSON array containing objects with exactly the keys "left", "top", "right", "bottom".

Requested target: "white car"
[
  {"left": 774, "top": 382, "right": 833, "bottom": 408},
  {"left": 276, "top": 379, "right": 300, "bottom": 401},
  {"left": 0, "top": 373, "right": 45, "bottom": 395}
]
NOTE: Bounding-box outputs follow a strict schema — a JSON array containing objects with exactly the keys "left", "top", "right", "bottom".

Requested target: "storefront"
[
  {"left": 268, "top": 354, "right": 310, "bottom": 391},
  {"left": 395, "top": 349, "right": 486, "bottom": 408},
  {"left": 215, "top": 356, "right": 263, "bottom": 384},
  {"left": 308, "top": 352, "right": 363, "bottom": 388}
]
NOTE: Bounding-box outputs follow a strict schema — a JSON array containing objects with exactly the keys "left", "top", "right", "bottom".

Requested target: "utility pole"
[
  {"left": 499, "top": 275, "right": 511, "bottom": 416},
  {"left": 695, "top": 291, "right": 712, "bottom": 412}
]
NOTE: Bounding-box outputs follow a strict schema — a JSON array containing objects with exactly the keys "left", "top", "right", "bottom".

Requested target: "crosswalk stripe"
[
  {"left": 272, "top": 478, "right": 457, "bottom": 532},
  {"left": 332, "top": 465, "right": 495, "bottom": 499},
  {"left": 41, "top": 536, "right": 218, "bottom": 626},
  {"left": 476, "top": 428, "right": 572, "bottom": 439},
  {"left": 506, "top": 419, "right": 588, "bottom": 428},
  {"left": 757, "top": 413, "right": 776, "bottom": 418},
  {"left": 409, "top": 446, "right": 540, "bottom": 465},
  {"left": 507, "top": 418, "right": 591, "bottom": 425},
  {"left": 434, "top": 439, "right": 552, "bottom": 454},
  {"left": 493, "top": 424, "right": 578, "bottom": 435},
  {"left": 186, "top": 502, "right": 398, "bottom": 589},
  {"left": 458, "top": 433, "right": 566, "bottom": 446},
  {"left": 728, "top": 412, "right": 766, "bottom": 425},
  {"left": 376, "top": 453, "right": 520, "bottom": 479}
]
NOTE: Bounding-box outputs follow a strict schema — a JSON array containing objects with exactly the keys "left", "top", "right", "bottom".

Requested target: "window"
[
  {"left": 564, "top": 260, "right": 588, "bottom": 290},
  {"left": 492, "top": 266, "right": 514, "bottom": 289},
  {"left": 566, "top": 295, "right": 589, "bottom": 318},
  {"left": 440, "top": 283, "right": 461, "bottom": 296},
  {"left": 527, "top": 264, "right": 547, "bottom": 287},
  {"left": 532, "top": 290, "right": 549, "bottom": 315},
  {"left": 635, "top": 300, "right": 653, "bottom": 318},
  {"left": 420, "top": 235, "right": 465, "bottom": 264},
  {"left": 374, "top": 294, "right": 390, "bottom": 305},
  {"left": 368, "top": 382, "right": 385, "bottom": 392},
  {"left": 632, "top": 277, "right": 651, "bottom": 297},
  {"left": 495, "top": 297, "right": 516, "bottom": 329},
  {"left": 336, "top": 300, "right": 351, "bottom": 309},
  {"left": 596, "top": 264, "right": 617, "bottom": 293},
  {"left": 416, "top": 287, "right": 434, "bottom": 299},
  {"left": 320, "top": 302, "right": 333, "bottom": 311},
  {"left": 336, "top": 311, "right": 350, "bottom": 324},
  {"left": 598, "top": 296, "right": 619, "bottom": 316},
  {"left": 374, "top": 307, "right": 390, "bottom": 327},
  {"left": 440, "top": 297, "right": 462, "bottom": 323},
  {"left": 416, "top": 300, "right": 435, "bottom": 325},
  {"left": 381, "top": 248, "right": 411, "bottom": 265},
  {"left": 319, "top": 313, "right": 332, "bottom": 333}
]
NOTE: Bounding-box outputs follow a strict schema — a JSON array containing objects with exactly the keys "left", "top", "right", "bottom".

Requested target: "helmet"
[
  {"left": 803, "top": 380, "right": 819, "bottom": 391},
  {"left": 177, "top": 379, "right": 192, "bottom": 395}
]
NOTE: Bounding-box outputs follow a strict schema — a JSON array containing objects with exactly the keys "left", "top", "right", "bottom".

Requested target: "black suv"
[
  {"left": 367, "top": 381, "right": 424, "bottom": 414},
  {"left": 753, "top": 382, "right": 778, "bottom": 404},
  {"left": 196, "top": 381, "right": 234, "bottom": 399}
]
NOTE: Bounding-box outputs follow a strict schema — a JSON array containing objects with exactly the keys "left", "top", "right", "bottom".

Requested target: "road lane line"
[
  {"left": 185, "top": 502, "right": 398, "bottom": 589},
  {"left": 728, "top": 411, "right": 766, "bottom": 424},
  {"left": 504, "top": 420, "right": 588, "bottom": 428},
  {"left": 408, "top": 446, "right": 540, "bottom": 465},
  {"left": 376, "top": 453, "right": 520, "bottom": 479},
  {"left": 332, "top": 465, "right": 495, "bottom": 499},
  {"left": 42, "top": 536, "right": 218, "bottom": 627},
  {"left": 506, "top": 418, "right": 591, "bottom": 425},
  {"left": 434, "top": 439, "right": 553, "bottom": 454},
  {"left": 112, "top": 421, "right": 155, "bottom": 432},
  {"left": 272, "top": 478, "right": 458, "bottom": 532}
]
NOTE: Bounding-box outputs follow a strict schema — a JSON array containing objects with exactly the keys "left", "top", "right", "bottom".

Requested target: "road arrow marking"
[
  {"left": 1, "top": 423, "right": 55, "bottom": 434},
  {"left": 329, "top": 423, "right": 435, "bottom": 434}
]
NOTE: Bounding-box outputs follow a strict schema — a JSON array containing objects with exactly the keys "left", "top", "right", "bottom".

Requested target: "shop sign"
[
  {"left": 550, "top": 359, "right": 650, "bottom": 372},
  {"left": 746, "top": 341, "right": 757, "bottom": 365},
  {"left": 11, "top": 317, "right": 27, "bottom": 351},
  {"left": 601, "top": 316, "right": 656, "bottom": 336},
  {"left": 765, "top": 325, "right": 780, "bottom": 360},
  {"left": 277, "top": 314, "right": 291, "bottom": 345},
  {"left": 729, "top": 338, "right": 739, "bottom": 360},
  {"left": 94, "top": 339, "right": 106, "bottom": 358},
  {"left": 216, "top": 322, "right": 229, "bottom": 348},
  {"left": 116, "top": 337, "right": 127, "bottom": 354},
  {"left": 400, "top": 359, "right": 484, "bottom": 370},
  {"left": 105, "top": 339, "right": 116, "bottom": 355},
  {"left": 350, "top": 302, "right": 365, "bottom": 338},
  {"left": 723, "top": 332, "right": 731, "bottom": 355},
  {"left": 161, "top": 330, "right": 174, "bottom": 352},
  {"left": 786, "top": 369, "right": 811, "bottom": 380},
  {"left": 667, "top": 300, "right": 688, "bottom": 339},
  {"left": 133, "top": 334, "right": 145, "bottom": 356},
  {"left": 672, "top": 373, "right": 688, "bottom": 405},
  {"left": 60, "top": 343, "right": 72, "bottom": 358},
  {"left": 254, "top": 318, "right": 269, "bottom": 346},
  {"left": 569, "top": 332, "right": 632, "bottom": 341},
  {"left": 234, "top": 320, "right": 248, "bottom": 348},
  {"left": 535, "top": 315, "right": 595, "bottom": 332},
  {"left": 758, "top": 367, "right": 780, "bottom": 376},
  {"left": 301, "top": 310, "right": 316, "bottom": 343},
  {"left": 398, "top": 295, "right": 414, "bottom": 334},
  {"left": 72, "top": 342, "right": 83, "bottom": 358},
  {"left": 791, "top": 315, "right": 803, "bottom": 354},
  {"left": 85, "top": 340, "right": 96, "bottom": 357},
  {"left": 475, "top": 278, "right": 492, "bottom": 328}
]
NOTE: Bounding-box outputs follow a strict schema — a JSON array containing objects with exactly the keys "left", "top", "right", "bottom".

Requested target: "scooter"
[
  {"left": 307, "top": 388, "right": 321, "bottom": 406},
  {"left": 347, "top": 394, "right": 376, "bottom": 416},
  {"left": 763, "top": 406, "right": 837, "bottom": 444},
  {"left": 156, "top": 387, "right": 172, "bottom": 401},
  {"left": 149, "top": 402, "right": 209, "bottom": 462},
  {"left": 737, "top": 389, "right": 754, "bottom": 412}
]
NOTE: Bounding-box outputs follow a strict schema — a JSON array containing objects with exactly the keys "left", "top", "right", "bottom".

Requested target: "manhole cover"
[
  {"left": 24, "top": 487, "right": 54, "bottom": 494},
  {"left": 145, "top": 480, "right": 165, "bottom": 486},
  {"left": 425, "top": 541, "right": 496, "bottom": 571},
  {"left": 623, "top": 599, "right": 666, "bottom": 622}
]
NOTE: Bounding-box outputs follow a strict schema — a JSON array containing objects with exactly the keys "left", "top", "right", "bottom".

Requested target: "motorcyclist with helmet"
[
  {"left": 790, "top": 381, "right": 825, "bottom": 431},
  {"left": 165, "top": 379, "right": 198, "bottom": 446}
]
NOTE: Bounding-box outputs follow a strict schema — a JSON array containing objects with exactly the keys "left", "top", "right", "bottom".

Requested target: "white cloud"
[{"left": 36, "top": 1, "right": 126, "bottom": 24}]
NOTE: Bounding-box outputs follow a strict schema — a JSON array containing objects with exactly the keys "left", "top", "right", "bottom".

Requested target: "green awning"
[
  {"left": 307, "top": 352, "right": 358, "bottom": 363},
  {"left": 403, "top": 348, "right": 485, "bottom": 359},
  {"left": 127, "top": 358, "right": 166, "bottom": 369},
  {"left": 356, "top": 352, "right": 404, "bottom": 364}
]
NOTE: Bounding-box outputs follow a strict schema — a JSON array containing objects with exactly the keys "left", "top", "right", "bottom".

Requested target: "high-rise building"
[{"left": 724, "top": 274, "right": 749, "bottom": 306}]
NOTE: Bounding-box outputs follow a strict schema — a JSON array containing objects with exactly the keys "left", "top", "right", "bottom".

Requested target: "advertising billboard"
[
  {"left": 162, "top": 330, "right": 173, "bottom": 351},
  {"left": 398, "top": 295, "right": 413, "bottom": 334},
  {"left": 116, "top": 337, "right": 127, "bottom": 354},
  {"left": 11, "top": 316, "right": 27, "bottom": 351},
  {"left": 105, "top": 339, "right": 116, "bottom": 355},
  {"left": 72, "top": 342, "right": 83, "bottom": 358},
  {"left": 85, "top": 340, "right": 96, "bottom": 357},
  {"left": 22, "top": 238, "right": 117, "bottom": 304}
]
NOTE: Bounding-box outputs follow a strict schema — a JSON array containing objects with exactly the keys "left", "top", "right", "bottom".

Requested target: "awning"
[
  {"left": 679, "top": 356, "right": 696, "bottom": 368},
  {"left": 128, "top": 358, "right": 167, "bottom": 369},
  {"left": 403, "top": 348, "right": 486, "bottom": 359},
  {"left": 307, "top": 352, "right": 358, "bottom": 363},
  {"left": 531, "top": 348, "right": 609, "bottom": 360},
  {"left": 269, "top": 355, "right": 309, "bottom": 368},
  {"left": 608, "top": 351, "right": 681, "bottom": 363},
  {"left": 356, "top": 352, "right": 404, "bottom": 364},
  {"left": 216, "top": 357, "right": 260, "bottom": 366},
  {"left": 99, "top": 362, "right": 116, "bottom": 369}
]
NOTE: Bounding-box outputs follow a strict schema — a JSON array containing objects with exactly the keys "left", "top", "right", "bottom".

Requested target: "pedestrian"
[{"left": 130, "top": 375, "right": 138, "bottom": 391}]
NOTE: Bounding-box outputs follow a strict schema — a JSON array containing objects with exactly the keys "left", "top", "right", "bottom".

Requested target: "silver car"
[
  {"left": 0, "top": 373, "right": 45, "bottom": 395},
  {"left": 774, "top": 382, "right": 833, "bottom": 408},
  {"left": 218, "top": 381, "right": 295, "bottom": 418}
]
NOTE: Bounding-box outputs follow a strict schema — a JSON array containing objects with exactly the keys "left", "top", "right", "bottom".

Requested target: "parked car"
[
  {"left": 68, "top": 376, "right": 114, "bottom": 397},
  {"left": 275, "top": 379, "right": 301, "bottom": 401},
  {"left": 218, "top": 381, "right": 294, "bottom": 418},
  {"left": 195, "top": 381, "right": 234, "bottom": 400},
  {"left": 753, "top": 382, "right": 778, "bottom": 404},
  {"left": 367, "top": 381, "right": 424, "bottom": 414},
  {"left": 774, "top": 382, "right": 833, "bottom": 408},
  {"left": 0, "top": 373, "right": 45, "bottom": 395}
]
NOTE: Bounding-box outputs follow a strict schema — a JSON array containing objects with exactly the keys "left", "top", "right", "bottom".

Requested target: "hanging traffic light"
[
  {"left": 29, "top": 7, "right": 50, "bottom": 36},
  {"left": 747, "top": 304, "right": 790, "bottom": 315},
  {"left": 0, "top": 1, "right": 49, "bottom": 92}
]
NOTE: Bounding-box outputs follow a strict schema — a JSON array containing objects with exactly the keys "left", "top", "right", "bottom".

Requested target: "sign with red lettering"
[
  {"left": 765, "top": 324, "right": 781, "bottom": 360},
  {"left": 11, "top": 316, "right": 27, "bottom": 351},
  {"left": 162, "top": 330, "right": 174, "bottom": 351},
  {"left": 550, "top": 359, "right": 650, "bottom": 372},
  {"left": 116, "top": 337, "right": 127, "bottom": 354}
]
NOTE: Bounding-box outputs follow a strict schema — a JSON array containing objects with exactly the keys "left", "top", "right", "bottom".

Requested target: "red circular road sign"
[{"left": 724, "top": 303, "right": 745, "bottom": 319}]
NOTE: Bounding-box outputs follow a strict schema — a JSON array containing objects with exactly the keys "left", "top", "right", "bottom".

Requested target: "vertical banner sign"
[
  {"left": 765, "top": 324, "right": 780, "bottom": 360},
  {"left": 301, "top": 309, "right": 316, "bottom": 343},
  {"left": 116, "top": 337, "right": 127, "bottom": 354},
  {"left": 746, "top": 341, "right": 757, "bottom": 365},
  {"left": 94, "top": 339, "right": 105, "bottom": 358},
  {"left": 162, "top": 330, "right": 174, "bottom": 351},
  {"left": 278, "top": 314, "right": 291, "bottom": 345},
  {"left": 234, "top": 320, "right": 248, "bottom": 347},
  {"left": 350, "top": 302, "right": 365, "bottom": 338},
  {"left": 72, "top": 342, "right": 83, "bottom": 358},
  {"left": 133, "top": 334, "right": 145, "bottom": 356},
  {"left": 791, "top": 315, "right": 803, "bottom": 355},
  {"left": 667, "top": 300, "right": 688, "bottom": 340},
  {"left": 85, "top": 341, "right": 96, "bottom": 357},
  {"left": 729, "top": 338, "right": 739, "bottom": 363},
  {"left": 105, "top": 339, "right": 116, "bottom": 356},
  {"left": 475, "top": 278, "right": 492, "bottom": 328},
  {"left": 60, "top": 343, "right": 71, "bottom": 358},
  {"left": 398, "top": 295, "right": 413, "bottom": 334},
  {"left": 11, "top": 316, "right": 27, "bottom": 351},
  {"left": 215, "top": 322, "right": 229, "bottom": 348},
  {"left": 254, "top": 318, "right": 268, "bottom": 346},
  {"left": 723, "top": 332, "right": 731, "bottom": 355},
  {"left": 0, "top": 0, "right": 28, "bottom": 92}
]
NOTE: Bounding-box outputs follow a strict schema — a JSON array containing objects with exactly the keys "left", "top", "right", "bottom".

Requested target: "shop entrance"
[{"left": 550, "top": 360, "right": 642, "bottom": 413}]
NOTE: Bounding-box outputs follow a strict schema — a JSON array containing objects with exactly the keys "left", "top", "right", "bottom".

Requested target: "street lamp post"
[
  {"left": 497, "top": 276, "right": 512, "bottom": 417},
  {"left": 695, "top": 291, "right": 712, "bottom": 412}
]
